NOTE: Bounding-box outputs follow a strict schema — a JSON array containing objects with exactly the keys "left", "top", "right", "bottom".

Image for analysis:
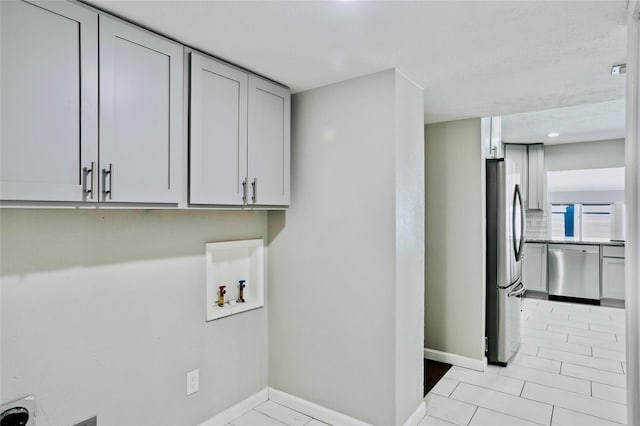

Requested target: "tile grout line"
[
  {"left": 448, "top": 380, "right": 462, "bottom": 398},
  {"left": 256, "top": 402, "right": 314, "bottom": 426},
  {"left": 503, "top": 371, "right": 594, "bottom": 397},
  {"left": 513, "top": 391, "right": 626, "bottom": 425},
  {"left": 451, "top": 380, "right": 554, "bottom": 404},
  {"left": 427, "top": 411, "right": 470, "bottom": 426},
  {"left": 253, "top": 409, "right": 295, "bottom": 426},
  {"left": 450, "top": 391, "right": 555, "bottom": 426},
  {"left": 557, "top": 407, "right": 629, "bottom": 426},
  {"left": 534, "top": 351, "right": 624, "bottom": 374},
  {"left": 558, "top": 369, "right": 627, "bottom": 389},
  {"left": 465, "top": 405, "right": 480, "bottom": 426}
]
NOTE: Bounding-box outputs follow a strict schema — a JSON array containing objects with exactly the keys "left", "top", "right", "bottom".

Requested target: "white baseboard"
[
  {"left": 424, "top": 348, "right": 486, "bottom": 372},
  {"left": 268, "top": 388, "right": 372, "bottom": 426},
  {"left": 198, "top": 386, "right": 426, "bottom": 426},
  {"left": 402, "top": 400, "right": 427, "bottom": 426},
  {"left": 198, "top": 388, "right": 268, "bottom": 426}
]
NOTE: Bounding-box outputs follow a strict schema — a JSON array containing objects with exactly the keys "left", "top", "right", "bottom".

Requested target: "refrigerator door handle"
[
  {"left": 507, "top": 281, "right": 526, "bottom": 298},
  {"left": 512, "top": 184, "right": 525, "bottom": 261},
  {"left": 498, "top": 277, "right": 521, "bottom": 290}
]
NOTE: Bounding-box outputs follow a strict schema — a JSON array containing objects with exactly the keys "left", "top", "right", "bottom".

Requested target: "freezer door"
[{"left": 497, "top": 280, "right": 524, "bottom": 363}]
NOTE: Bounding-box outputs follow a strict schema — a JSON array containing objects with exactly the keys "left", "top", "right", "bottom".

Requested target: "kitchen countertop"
[{"left": 526, "top": 238, "right": 625, "bottom": 246}]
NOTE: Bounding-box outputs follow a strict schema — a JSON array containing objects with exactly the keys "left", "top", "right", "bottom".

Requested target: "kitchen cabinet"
[
  {"left": 1, "top": 4, "right": 183, "bottom": 204},
  {"left": 99, "top": 15, "right": 183, "bottom": 203},
  {"left": 527, "top": 144, "right": 544, "bottom": 210},
  {"left": 189, "top": 53, "right": 248, "bottom": 205},
  {"left": 247, "top": 76, "right": 291, "bottom": 206},
  {"left": 523, "top": 242, "right": 547, "bottom": 293},
  {"left": 189, "top": 51, "right": 290, "bottom": 206},
  {"left": 0, "top": 0, "right": 98, "bottom": 202},
  {"left": 481, "top": 116, "right": 503, "bottom": 159},
  {"left": 504, "top": 143, "right": 544, "bottom": 211},
  {"left": 602, "top": 245, "right": 625, "bottom": 301}
]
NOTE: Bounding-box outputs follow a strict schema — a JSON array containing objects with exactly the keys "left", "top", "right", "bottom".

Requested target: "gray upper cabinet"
[
  {"left": 247, "top": 76, "right": 291, "bottom": 206},
  {"left": 189, "top": 53, "right": 248, "bottom": 205},
  {"left": 504, "top": 143, "right": 544, "bottom": 211},
  {"left": 1, "top": 0, "right": 98, "bottom": 202},
  {"left": 188, "top": 52, "right": 290, "bottom": 207},
  {"left": 99, "top": 15, "right": 183, "bottom": 204},
  {"left": 1, "top": 3, "right": 182, "bottom": 205},
  {"left": 2, "top": 1, "right": 288, "bottom": 208}
]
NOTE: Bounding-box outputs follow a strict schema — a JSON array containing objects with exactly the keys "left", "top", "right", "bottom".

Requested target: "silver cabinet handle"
[
  {"left": 102, "top": 163, "right": 113, "bottom": 200},
  {"left": 242, "top": 178, "right": 248, "bottom": 204},
  {"left": 251, "top": 178, "right": 257, "bottom": 204},
  {"left": 83, "top": 161, "right": 95, "bottom": 199}
]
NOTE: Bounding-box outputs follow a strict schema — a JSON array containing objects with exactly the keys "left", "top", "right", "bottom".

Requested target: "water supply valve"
[
  {"left": 217, "top": 285, "right": 226, "bottom": 307},
  {"left": 237, "top": 280, "right": 246, "bottom": 303}
]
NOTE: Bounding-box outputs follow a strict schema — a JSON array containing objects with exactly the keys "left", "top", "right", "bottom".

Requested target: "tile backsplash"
[{"left": 526, "top": 209, "right": 549, "bottom": 240}]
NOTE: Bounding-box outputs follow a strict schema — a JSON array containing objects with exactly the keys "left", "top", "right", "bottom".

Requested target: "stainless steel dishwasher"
[{"left": 548, "top": 244, "right": 600, "bottom": 300}]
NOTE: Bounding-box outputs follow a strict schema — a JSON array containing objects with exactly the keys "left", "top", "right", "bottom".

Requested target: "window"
[
  {"left": 551, "top": 204, "right": 580, "bottom": 239},
  {"left": 551, "top": 203, "right": 612, "bottom": 241},
  {"left": 582, "top": 204, "right": 612, "bottom": 240}
]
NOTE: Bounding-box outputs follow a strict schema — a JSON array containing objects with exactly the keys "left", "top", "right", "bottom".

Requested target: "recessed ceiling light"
[{"left": 547, "top": 132, "right": 560, "bottom": 138}]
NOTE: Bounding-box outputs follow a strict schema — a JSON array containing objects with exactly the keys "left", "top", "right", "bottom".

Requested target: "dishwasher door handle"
[{"left": 549, "top": 246, "right": 598, "bottom": 254}]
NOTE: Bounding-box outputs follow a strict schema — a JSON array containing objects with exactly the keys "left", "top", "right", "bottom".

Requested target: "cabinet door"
[
  {"left": 99, "top": 15, "right": 183, "bottom": 203},
  {"left": 527, "top": 144, "right": 544, "bottom": 210},
  {"left": 504, "top": 144, "right": 528, "bottom": 207},
  {"left": 602, "top": 257, "right": 625, "bottom": 300},
  {"left": 1, "top": 0, "right": 98, "bottom": 201},
  {"left": 189, "top": 53, "right": 248, "bottom": 205},
  {"left": 523, "top": 243, "right": 547, "bottom": 292},
  {"left": 247, "top": 76, "right": 290, "bottom": 206}
]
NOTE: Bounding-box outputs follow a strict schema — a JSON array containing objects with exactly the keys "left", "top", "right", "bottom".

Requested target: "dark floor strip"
[{"left": 424, "top": 358, "right": 452, "bottom": 397}]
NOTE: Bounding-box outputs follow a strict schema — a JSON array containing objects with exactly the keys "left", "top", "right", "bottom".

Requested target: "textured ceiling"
[
  {"left": 502, "top": 99, "right": 626, "bottom": 145},
  {"left": 86, "top": 0, "right": 628, "bottom": 124}
]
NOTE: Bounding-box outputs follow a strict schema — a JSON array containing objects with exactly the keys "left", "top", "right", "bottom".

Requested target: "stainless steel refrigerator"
[{"left": 486, "top": 158, "right": 526, "bottom": 365}]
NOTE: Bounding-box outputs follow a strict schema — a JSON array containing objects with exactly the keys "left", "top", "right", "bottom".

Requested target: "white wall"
[
  {"left": 625, "top": 2, "right": 640, "bottom": 424},
  {"left": 545, "top": 139, "right": 625, "bottom": 172},
  {"left": 0, "top": 209, "right": 268, "bottom": 426},
  {"left": 394, "top": 71, "right": 426, "bottom": 426},
  {"left": 424, "top": 119, "right": 486, "bottom": 363},
  {"left": 268, "top": 69, "right": 424, "bottom": 426}
]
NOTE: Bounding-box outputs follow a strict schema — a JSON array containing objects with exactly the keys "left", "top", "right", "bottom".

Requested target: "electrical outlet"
[
  {"left": 186, "top": 369, "right": 199, "bottom": 395},
  {"left": 72, "top": 416, "right": 97, "bottom": 426}
]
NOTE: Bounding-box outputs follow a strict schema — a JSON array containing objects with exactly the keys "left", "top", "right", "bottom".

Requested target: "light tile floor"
[
  {"left": 422, "top": 298, "right": 627, "bottom": 426},
  {"left": 227, "top": 298, "right": 627, "bottom": 426},
  {"left": 226, "top": 401, "right": 330, "bottom": 426}
]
